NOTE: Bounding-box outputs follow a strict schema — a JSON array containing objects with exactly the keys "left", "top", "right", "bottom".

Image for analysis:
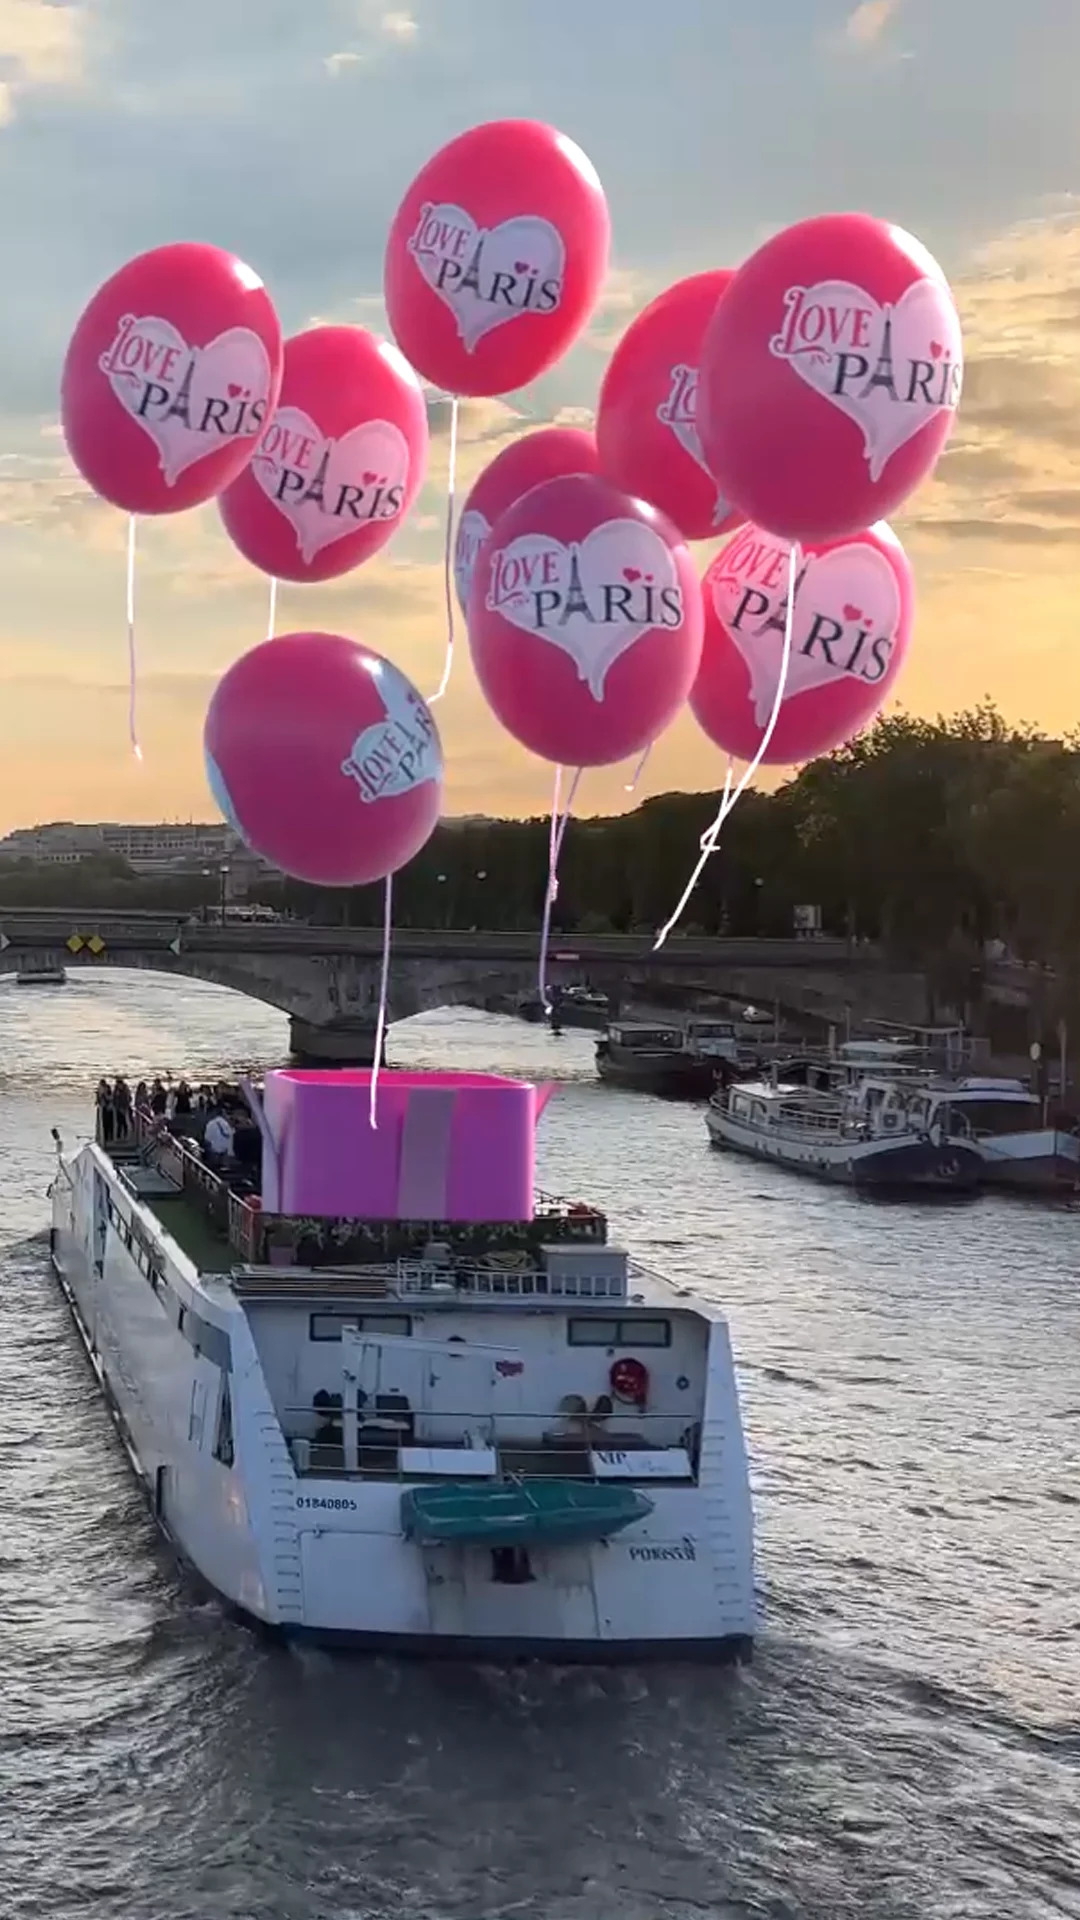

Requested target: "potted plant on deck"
[{"left": 262, "top": 1217, "right": 300, "bottom": 1268}]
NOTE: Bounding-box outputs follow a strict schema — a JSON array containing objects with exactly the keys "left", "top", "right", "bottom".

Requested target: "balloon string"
[
  {"left": 537, "top": 764, "right": 582, "bottom": 1014},
  {"left": 624, "top": 745, "right": 651, "bottom": 795},
  {"left": 368, "top": 872, "right": 393, "bottom": 1131},
  {"left": 653, "top": 540, "right": 801, "bottom": 951},
  {"left": 267, "top": 576, "right": 278, "bottom": 640},
  {"left": 429, "top": 393, "right": 460, "bottom": 704},
  {"left": 125, "top": 514, "right": 142, "bottom": 762}
]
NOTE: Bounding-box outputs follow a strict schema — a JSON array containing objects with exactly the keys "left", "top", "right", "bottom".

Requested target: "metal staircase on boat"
[
  {"left": 255, "top": 1410, "right": 306, "bottom": 1625},
  {"left": 698, "top": 1407, "right": 752, "bottom": 1625}
]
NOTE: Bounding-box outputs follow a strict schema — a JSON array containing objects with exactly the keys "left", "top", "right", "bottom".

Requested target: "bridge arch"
[
  {"left": 0, "top": 945, "right": 551, "bottom": 1061},
  {"left": 0, "top": 947, "right": 301, "bottom": 1019}
]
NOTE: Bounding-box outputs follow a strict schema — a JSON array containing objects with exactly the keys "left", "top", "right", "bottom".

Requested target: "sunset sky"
[{"left": 1, "top": 0, "right": 1078, "bottom": 830}]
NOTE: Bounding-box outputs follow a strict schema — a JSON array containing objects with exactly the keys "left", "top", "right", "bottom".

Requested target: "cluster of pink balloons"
[
  {"left": 59, "top": 115, "right": 964, "bottom": 889},
  {"left": 466, "top": 210, "right": 962, "bottom": 775}
]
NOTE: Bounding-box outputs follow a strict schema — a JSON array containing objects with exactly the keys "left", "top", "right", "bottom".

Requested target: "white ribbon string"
[
  {"left": 267, "top": 576, "right": 278, "bottom": 641},
  {"left": 654, "top": 540, "right": 802, "bottom": 951},
  {"left": 126, "top": 514, "right": 142, "bottom": 762},
  {"left": 430, "top": 393, "right": 460, "bottom": 704},
  {"left": 537, "top": 765, "right": 583, "bottom": 1013},
  {"left": 624, "top": 745, "right": 652, "bottom": 796},
  {"left": 368, "top": 873, "right": 394, "bottom": 1130}
]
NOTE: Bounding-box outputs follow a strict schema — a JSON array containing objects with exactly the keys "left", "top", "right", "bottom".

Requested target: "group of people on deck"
[
  {"left": 94, "top": 1076, "right": 134, "bottom": 1143},
  {"left": 93, "top": 1073, "right": 263, "bottom": 1194}
]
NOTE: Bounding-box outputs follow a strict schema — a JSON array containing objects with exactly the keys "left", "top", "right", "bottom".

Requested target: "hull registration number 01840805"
[{"left": 296, "top": 1495, "right": 358, "bottom": 1511}]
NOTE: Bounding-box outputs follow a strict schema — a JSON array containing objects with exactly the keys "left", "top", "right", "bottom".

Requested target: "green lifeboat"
[{"left": 400, "top": 1477, "right": 654, "bottom": 1550}]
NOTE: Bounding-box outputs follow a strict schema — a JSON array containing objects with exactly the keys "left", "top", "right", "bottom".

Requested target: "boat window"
[
  {"left": 309, "top": 1312, "right": 412, "bottom": 1342},
  {"left": 213, "top": 1379, "right": 234, "bottom": 1468},
  {"left": 949, "top": 1099, "right": 1041, "bottom": 1134},
  {"left": 568, "top": 1316, "right": 671, "bottom": 1348}
]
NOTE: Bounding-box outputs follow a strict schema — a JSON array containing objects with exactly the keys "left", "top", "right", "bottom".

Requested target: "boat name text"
[{"left": 628, "top": 1537, "right": 697, "bottom": 1563}]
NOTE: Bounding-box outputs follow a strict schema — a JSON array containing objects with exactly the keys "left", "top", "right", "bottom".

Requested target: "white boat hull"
[
  {"left": 972, "top": 1128, "right": 1080, "bottom": 1193},
  {"left": 50, "top": 1147, "right": 756, "bottom": 1661}
]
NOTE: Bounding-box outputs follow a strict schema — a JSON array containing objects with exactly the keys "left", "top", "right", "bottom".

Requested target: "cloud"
[
  {"left": 893, "top": 212, "right": 1080, "bottom": 555},
  {"left": 325, "top": 3, "right": 418, "bottom": 74},
  {"left": 583, "top": 265, "right": 661, "bottom": 352},
  {"left": 378, "top": 10, "right": 418, "bottom": 40},
  {"left": 843, "top": 0, "right": 899, "bottom": 48},
  {"left": 0, "top": 0, "right": 85, "bottom": 124},
  {"left": 0, "top": 0, "right": 85, "bottom": 85},
  {"left": 425, "top": 395, "right": 525, "bottom": 442}
]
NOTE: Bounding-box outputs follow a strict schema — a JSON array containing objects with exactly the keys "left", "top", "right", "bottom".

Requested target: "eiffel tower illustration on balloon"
[
  {"left": 866, "top": 309, "right": 896, "bottom": 390},
  {"left": 563, "top": 549, "right": 590, "bottom": 623}
]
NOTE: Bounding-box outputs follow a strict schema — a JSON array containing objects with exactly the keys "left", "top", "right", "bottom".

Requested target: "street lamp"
[{"left": 219, "top": 863, "right": 229, "bottom": 924}]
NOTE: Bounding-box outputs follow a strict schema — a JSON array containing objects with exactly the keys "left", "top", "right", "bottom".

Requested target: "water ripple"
[{"left": 0, "top": 977, "right": 1078, "bottom": 1918}]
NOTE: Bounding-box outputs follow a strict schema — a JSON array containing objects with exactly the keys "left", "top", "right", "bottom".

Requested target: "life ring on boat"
[{"left": 609, "top": 1356, "right": 649, "bottom": 1406}]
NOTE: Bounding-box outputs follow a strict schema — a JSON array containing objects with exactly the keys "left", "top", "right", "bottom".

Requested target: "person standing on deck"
[
  {"left": 112, "top": 1076, "right": 132, "bottom": 1141},
  {"left": 96, "top": 1079, "right": 114, "bottom": 1147},
  {"left": 203, "top": 1108, "right": 234, "bottom": 1169}
]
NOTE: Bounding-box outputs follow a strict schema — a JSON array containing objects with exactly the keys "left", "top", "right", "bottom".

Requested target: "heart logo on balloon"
[
  {"left": 250, "top": 406, "right": 410, "bottom": 564},
  {"left": 769, "top": 278, "right": 963, "bottom": 482},
  {"left": 712, "top": 536, "right": 902, "bottom": 725},
  {"left": 656, "top": 362, "right": 737, "bottom": 527},
  {"left": 453, "top": 507, "right": 492, "bottom": 613},
  {"left": 408, "top": 202, "right": 566, "bottom": 352},
  {"left": 486, "top": 518, "right": 683, "bottom": 700},
  {"left": 99, "top": 314, "right": 273, "bottom": 486},
  {"left": 340, "top": 665, "right": 442, "bottom": 805}
]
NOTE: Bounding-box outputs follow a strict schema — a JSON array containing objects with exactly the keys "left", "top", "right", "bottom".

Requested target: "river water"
[{"left": 0, "top": 972, "right": 1078, "bottom": 1920}]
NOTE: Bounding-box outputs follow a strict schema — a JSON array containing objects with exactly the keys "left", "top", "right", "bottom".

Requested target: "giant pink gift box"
[{"left": 255, "top": 1069, "right": 555, "bottom": 1222}]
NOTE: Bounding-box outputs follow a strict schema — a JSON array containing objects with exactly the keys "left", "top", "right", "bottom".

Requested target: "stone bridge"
[{"left": 0, "top": 909, "right": 941, "bottom": 1062}]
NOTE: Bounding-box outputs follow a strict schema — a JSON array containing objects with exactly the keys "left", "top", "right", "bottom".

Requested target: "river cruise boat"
[
  {"left": 705, "top": 1075, "right": 982, "bottom": 1193},
  {"left": 49, "top": 1075, "right": 756, "bottom": 1662}
]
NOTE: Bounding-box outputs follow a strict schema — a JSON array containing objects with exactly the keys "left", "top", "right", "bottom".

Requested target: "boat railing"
[
  {"left": 277, "top": 1405, "right": 701, "bottom": 1481},
  {"left": 729, "top": 1097, "right": 852, "bottom": 1138},
  {"left": 232, "top": 1256, "right": 631, "bottom": 1302},
  {"left": 111, "top": 1107, "right": 609, "bottom": 1272},
  {"left": 395, "top": 1259, "right": 627, "bottom": 1300},
  {"left": 128, "top": 1105, "right": 261, "bottom": 1262}
]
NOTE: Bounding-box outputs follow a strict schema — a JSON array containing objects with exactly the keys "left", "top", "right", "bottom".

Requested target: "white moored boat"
[
  {"left": 869, "top": 1075, "right": 1080, "bottom": 1194},
  {"left": 705, "top": 1076, "right": 983, "bottom": 1193},
  {"left": 49, "top": 1082, "right": 756, "bottom": 1662}
]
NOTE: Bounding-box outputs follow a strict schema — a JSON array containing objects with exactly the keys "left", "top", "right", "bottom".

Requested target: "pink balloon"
[
  {"left": 218, "top": 327, "right": 429, "bottom": 583},
  {"left": 384, "top": 120, "right": 610, "bottom": 397},
  {"left": 61, "top": 242, "right": 283, "bottom": 516},
  {"left": 691, "top": 519, "right": 914, "bottom": 767},
  {"left": 596, "top": 270, "right": 744, "bottom": 543},
  {"left": 467, "top": 472, "right": 704, "bottom": 768},
  {"left": 204, "top": 632, "right": 443, "bottom": 887},
  {"left": 697, "top": 215, "right": 963, "bottom": 544},
  {"left": 454, "top": 426, "right": 599, "bottom": 615}
]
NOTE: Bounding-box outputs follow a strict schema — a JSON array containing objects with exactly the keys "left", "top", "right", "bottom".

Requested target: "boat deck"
[{"left": 128, "top": 1180, "right": 234, "bottom": 1269}]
